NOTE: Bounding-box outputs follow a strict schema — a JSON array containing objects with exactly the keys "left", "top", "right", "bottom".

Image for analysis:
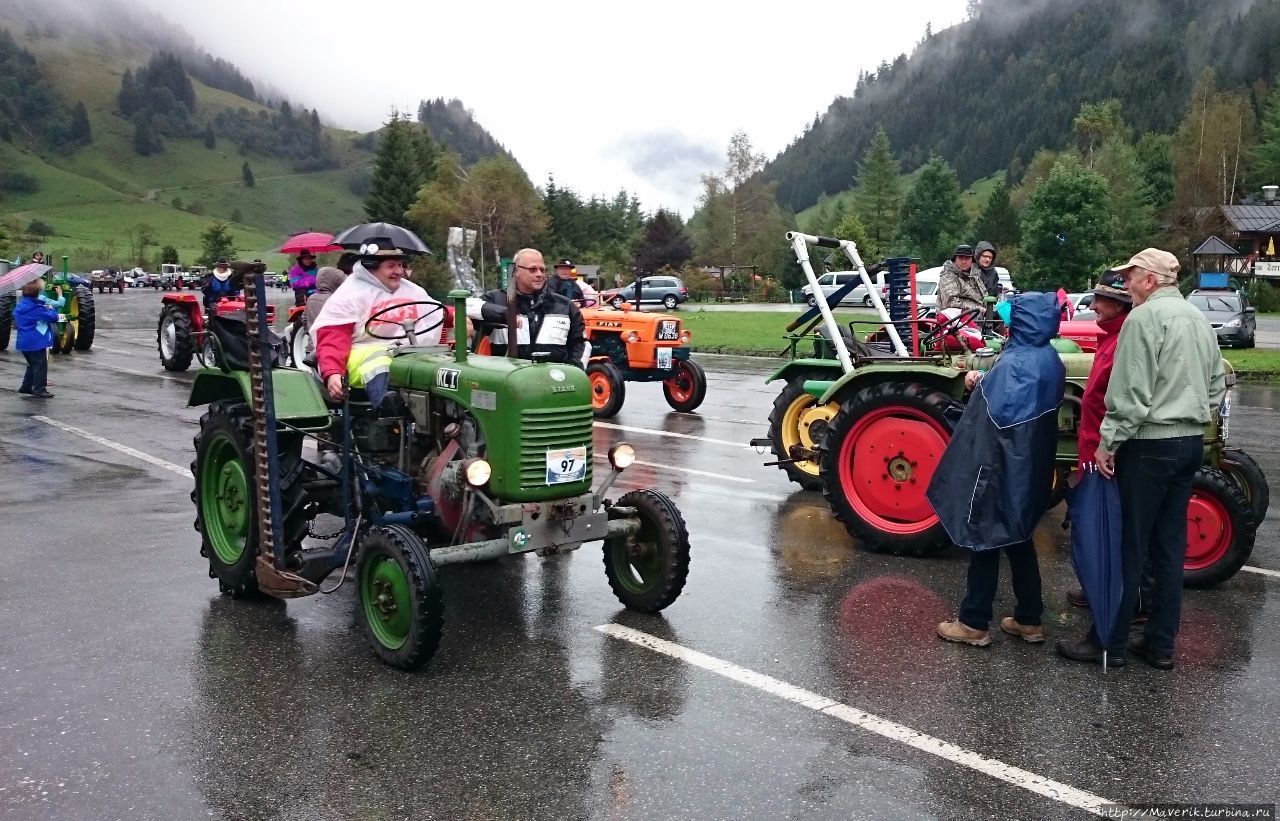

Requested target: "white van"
[
  {"left": 801, "top": 270, "right": 888, "bottom": 307},
  {"left": 913, "top": 266, "right": 1012, "bottom": 308}
]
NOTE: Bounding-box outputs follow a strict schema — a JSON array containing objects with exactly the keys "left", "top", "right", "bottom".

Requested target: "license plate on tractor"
[{"left": 656, "top": 347, "right": 673, "bottom": 370}]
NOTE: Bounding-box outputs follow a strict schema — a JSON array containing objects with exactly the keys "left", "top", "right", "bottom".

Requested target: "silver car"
[{"left": 1187, "top": 290, "right": 1256, "bottom": 348}]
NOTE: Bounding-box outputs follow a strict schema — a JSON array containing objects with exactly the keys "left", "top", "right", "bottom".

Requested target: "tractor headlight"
[
  {"left": 680, "top": 329, "right": 692, "bottom": 343},
  {"left": 463, "top": 458, "right": 492, "bottom": 487},
  {"left": 608, "top": 443, "right": 636, "bottom": 470},
  {"left": 625, "top": 331, "right": 640, "bottom": 343}
]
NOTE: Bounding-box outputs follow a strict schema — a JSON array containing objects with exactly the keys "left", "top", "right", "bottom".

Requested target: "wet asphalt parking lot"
[{"left": 1, "top": 289, "right": 1278, "bottom": 820}]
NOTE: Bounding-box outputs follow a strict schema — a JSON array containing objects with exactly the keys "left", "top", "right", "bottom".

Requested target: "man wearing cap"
[
  {"left": 937, "top": 244, "right": 986, "bottom": 314},
  {"left": 1057, "top": 248, "right": 1225, "bottom": 670},
  {"left": 201, "top": 257, "right": 239, "bottom": 312},
  {"left": 550, "top": 259, "right": 585, "bottom": 301},
  {"left": 467, "top": 248, "right": 586, "bottom": 367}
]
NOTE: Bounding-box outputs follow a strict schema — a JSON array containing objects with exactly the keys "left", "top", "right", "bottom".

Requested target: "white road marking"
[
  {"left": 32, "top": 416, "right": 193, "bottom": 479},
  {"left": 96, "top": 362, "right": 185, "bottom": 382},
  {"left": 89, "top": 346, "right": 131, "bottom": 355},
  {"left": 594, "top": 421, "right": 752, "bottom": 449},
  {"left": 1242, "top": 564, "right": 1280, "bottom": 579},
  {"left": 592, "top": 454, "right": 753, "bottom": 483},
  {"left": 595, "top": 623, "right": 1120, "bottom": 817}
]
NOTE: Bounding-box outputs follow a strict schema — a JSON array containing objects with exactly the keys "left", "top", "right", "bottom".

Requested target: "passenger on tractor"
[
  {"left": 287, "top": 250, "right": 319, "bottom": 307},
  {"left": 937, "top": 244, "right": 985, "bottom": 314},
  {"left": 311, "top": 235, "right": 450, "bottom": 404},
  {"left": 304, "top": 266, "right": 347, "bottom": 330},
  {"left": 550, "top": 258, "right": 585, "bottom": 301},
  {"left": 467, "top": 247, "right": 587, "bottom": 367},
  {"left": 201, "top": 257, "right": 240, "bottom": 312}
]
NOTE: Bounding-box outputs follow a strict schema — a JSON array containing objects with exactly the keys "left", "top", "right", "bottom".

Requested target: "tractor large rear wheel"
[
  {"left": 1183, "top": 466, "right": 1256, "bottom": 589},
  {"left": 587, "top": 361, "right": 626, "bottom": 418},
  {"left": 0, "top": 294, "right": 13, "bottom": 350},
  {"left": 72, "top": 285, "right": 95, "bottom": 351},
  {"left": 820, "top": 382, "right": 957, "bottom": 557},
  {"left": 603, "top": 489, "right": 691, "bottom": 612},
  {"left": 356, "top": 524, "right": 444, "bottom": 671},
  {"left": 768, "top": 373, "right": 837, "bottom": 491},
  {"left": 158, "top": 304, "right": 195, "bottom": 371},
  {"left": 191, "top": 400, "right": 306, "bottom": 598},
  {"left": 662, "top": 358, "right": 706, "bottom": 412}
]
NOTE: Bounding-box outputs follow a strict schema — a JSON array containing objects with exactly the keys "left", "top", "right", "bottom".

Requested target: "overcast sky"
[{"left": 134, "top": 0, "right": 969, "bottom": 215}]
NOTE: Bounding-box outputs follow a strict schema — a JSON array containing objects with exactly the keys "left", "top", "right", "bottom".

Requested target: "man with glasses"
[
  {"left": 1057, "top": 248, "right": 1225, "bottom": 671},
  {"left": 467, "top": 247, "right": 586, "bottom": 366}
]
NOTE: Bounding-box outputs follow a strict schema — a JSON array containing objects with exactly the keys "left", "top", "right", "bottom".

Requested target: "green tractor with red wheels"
[
  {"left": 187, "top": 269, "right": 692, "bottom": 671},
  {"left": 754, "top": 231, "right": 1267, "bottom": 588}
]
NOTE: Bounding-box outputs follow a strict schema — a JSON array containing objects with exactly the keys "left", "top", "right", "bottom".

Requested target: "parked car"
[
  {"left": 601, "top": 275, "right": 689, "bottom": 310},
  {"left": 1188, "top": 289, "right": 1256, "bottom": 348},
  {"left": 1065, "top": 292, "right": 1094, "bottom": 314},
  {"left": 801, "top": 270, "right": 889, "bottom": 307}
]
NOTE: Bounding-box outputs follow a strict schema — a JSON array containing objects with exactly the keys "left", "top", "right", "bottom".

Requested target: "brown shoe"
[
  {"left": 1066, "top": 588, "right": 1088, "bottom": 608},
  {"left": 1000, "top": 617, "right": 1045, "bottom": 643},
  {"left": 937, "top": 620, "right": 992, "bottom": 647}
]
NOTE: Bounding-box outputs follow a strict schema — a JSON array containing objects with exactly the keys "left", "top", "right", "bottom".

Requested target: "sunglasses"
[{"left": 517, "top": 264, "right": 547, "bottom": 273}]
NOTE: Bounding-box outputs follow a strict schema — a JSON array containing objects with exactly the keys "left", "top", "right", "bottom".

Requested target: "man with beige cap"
[{"left": 1057, "top": 248, "right": 1225, "bottom": 670}]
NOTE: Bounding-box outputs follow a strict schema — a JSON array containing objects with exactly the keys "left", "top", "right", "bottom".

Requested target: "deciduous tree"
[
  {"left": 1020, "top": 154, "right": 1112, "bottom": 291},
  {"left": 634, "top": 210, "right": 693, "bottom": 274},
  {"left": 198, "top": 221, "right": 236, "bottom": 265}
]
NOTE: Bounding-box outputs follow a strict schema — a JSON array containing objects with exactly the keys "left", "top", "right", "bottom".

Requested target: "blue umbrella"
[{"left": 1066, "top": 466, "right": 1124, "bottom": 670}]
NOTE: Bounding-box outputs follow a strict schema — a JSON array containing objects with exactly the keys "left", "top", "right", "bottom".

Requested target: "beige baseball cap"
[{"left": 1109, "top": 248, "right": 1180, "bottom": 279}]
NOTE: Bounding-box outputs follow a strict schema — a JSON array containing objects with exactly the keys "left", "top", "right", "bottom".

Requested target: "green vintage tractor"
[
  {"left": 754, "top": 232, "right": 1266, "bottom": 589},
  {"left": 188, "top": 272, "right": 691, "bottom": 671},
  {"left": 0, "top": 257, "right": 96, "bottom": 354}
]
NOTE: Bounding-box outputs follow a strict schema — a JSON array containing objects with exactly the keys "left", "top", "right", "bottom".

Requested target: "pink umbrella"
[
  {"left": 278, "top": 232, "right": 342, "bottom": 255},
  {"left": 0, "top": 263, "right": 53, "bottom": 297}
]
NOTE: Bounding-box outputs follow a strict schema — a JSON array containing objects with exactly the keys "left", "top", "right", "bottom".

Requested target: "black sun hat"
[{"left": 1091, "top": 271, "right": 1132, "bottom": 305}]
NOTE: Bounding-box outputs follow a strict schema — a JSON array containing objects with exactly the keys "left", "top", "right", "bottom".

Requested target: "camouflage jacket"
[{"left": 937, "top": 260, "right": 986, "bottom": 314}]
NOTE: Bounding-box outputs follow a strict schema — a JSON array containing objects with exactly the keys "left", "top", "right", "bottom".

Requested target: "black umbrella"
[{"left": 331, "top": 222, "right": 432, "bottom": 256}]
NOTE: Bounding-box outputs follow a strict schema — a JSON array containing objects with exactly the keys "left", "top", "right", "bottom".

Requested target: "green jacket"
[{"left": 1099, "top": 287, "right": 1226, "bottom": 451}]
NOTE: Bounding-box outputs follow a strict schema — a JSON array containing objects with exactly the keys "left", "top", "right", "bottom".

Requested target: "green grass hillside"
[{"left": 0, "top": 22, "right": 368, "bottom": 270}]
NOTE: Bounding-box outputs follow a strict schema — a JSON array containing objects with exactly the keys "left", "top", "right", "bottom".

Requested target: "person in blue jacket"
[
  {"left": 14, "top": 279, "right": 63, "bottom": 398},
  {"left": 201, "top": 257, "right": 240, "bottom": 312}
]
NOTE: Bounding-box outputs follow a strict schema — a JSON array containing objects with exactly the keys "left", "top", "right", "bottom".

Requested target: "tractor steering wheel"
[
  {"left": 919, "top": 307, "right": 982, "bottom": 351},
  {"left": 363, "top": 299, "right": 447, "bottom": 344},
  {"left": 574, "top": 297, "right": 598, "bottom": 309}
]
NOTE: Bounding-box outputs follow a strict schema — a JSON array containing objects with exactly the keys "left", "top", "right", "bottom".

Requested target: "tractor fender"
[
  {"left": 765, "top": 358, "right": 845, "bottom": 385},
  {"left": 162, "top": 293, "right": 204, "bottom": 332},
  {"left": 188, "top": 369, "right": 331, "bottom": 430},
  {"left": 816, "top": 363, "right": 964, "bottom": 406}
]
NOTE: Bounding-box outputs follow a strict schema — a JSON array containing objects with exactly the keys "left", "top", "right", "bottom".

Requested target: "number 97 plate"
[{"left": 546, "top": 446, "right": 588, "bottom": 484}]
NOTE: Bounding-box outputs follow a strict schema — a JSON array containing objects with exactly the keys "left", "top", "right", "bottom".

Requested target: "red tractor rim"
[
  {"left": 837, "top": 405, "right": 947, "bottom": 535},
  {"left": 1185, "top": 491, "right": 1233, "bottom": 570},
  {"left": 590, "top": 371, "right": 612, "bottom": 410},
  {"left": 664, "top": 361, "right": 694, "bottom": 403}
]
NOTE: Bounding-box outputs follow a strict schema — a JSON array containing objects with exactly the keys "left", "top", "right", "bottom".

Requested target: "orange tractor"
[{"left": 580, "top": 302, "right": 705, "bottom": 418}]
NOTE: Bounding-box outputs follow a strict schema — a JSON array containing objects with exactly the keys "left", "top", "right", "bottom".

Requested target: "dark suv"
[
  {"left": 1187, "top": 289, "right": 1256, "bottom": 348},
  {"left": 602, "top": 275, "right": 689, "bottom": 310}
]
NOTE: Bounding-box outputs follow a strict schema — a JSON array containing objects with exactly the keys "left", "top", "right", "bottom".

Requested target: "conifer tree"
[
  {"left": 899, "top": 155, "right": 968, "bottom": 264},
  {"left": 241, "top": 161, "right": 255, "bottom": 187},
  {"left": 971, "top": 180, "right": 1021, "bottom": 248},
  {"left": 364, "top": 112, "right": 429, "bottom": 223},
  {"left": 853, "top": 127, "right": 903, "bottom": 254}
]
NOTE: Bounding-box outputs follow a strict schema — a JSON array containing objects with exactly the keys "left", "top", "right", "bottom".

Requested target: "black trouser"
[
  {"left": 20, "top": 350, "right": 48, "bottom": 393},
  {"left": 959, "top": 541, "right": 1043, "bottom": 630},
  {"left": 293, "top": 289, "right": 308, "bottom": 307},
  {"left": 1096, "top": 436, "right": 1202, "bottom": 656}
]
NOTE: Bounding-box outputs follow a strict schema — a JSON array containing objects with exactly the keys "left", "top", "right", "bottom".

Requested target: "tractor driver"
[
  {"left": 467, "top": 248, "right": 587, "bottom": 367},
  {"left": 202, "top": 257, "right": 239, "bottom": 312},
  {"left": 550, "top": 258, "right": 585, "bottom": 301},
  {"left": 311, "top": 234, "right": 451, "bottom": 405}
]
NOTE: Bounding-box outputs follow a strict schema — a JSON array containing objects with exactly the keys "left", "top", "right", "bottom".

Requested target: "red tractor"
[{"left": 157, "top": 293, "right": 275, "bottom": 371}]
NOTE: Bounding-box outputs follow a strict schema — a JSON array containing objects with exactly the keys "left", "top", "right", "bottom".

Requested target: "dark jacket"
[
  {"left": 202, "top": 273, "right": 240, "bottom": 311},
  {"left": 471, "top": 286, "right": 586, "bottom": 366},
  {"left": 973, "top": 240, "right": 1000, "bottom": 298},
  {"left": 926, "top": 292, "right": 1065, "bottom": 550},
  {"left": 937, "top": 259, "right": 987, "bottom": 314},
  {"left": 549, "top": 276, "right": 585, "bottom": 302},
  {"left": 14, "top": 294, "right": 59, "bottom": 352}
]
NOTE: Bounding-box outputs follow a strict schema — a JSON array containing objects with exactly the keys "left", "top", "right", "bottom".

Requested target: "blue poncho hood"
[{"left": 978, "top": 291, "right": 1064, "bottom": 428}]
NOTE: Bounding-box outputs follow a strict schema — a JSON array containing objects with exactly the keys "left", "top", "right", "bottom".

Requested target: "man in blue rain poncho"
[{"left": 930, "top": 291, "right": 1065, "bottom": 647}]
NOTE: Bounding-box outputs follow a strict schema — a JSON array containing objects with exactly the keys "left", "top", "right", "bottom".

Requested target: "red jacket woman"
[{"left": 1077, "top": 274, "right": 1133, "bottom": 469}]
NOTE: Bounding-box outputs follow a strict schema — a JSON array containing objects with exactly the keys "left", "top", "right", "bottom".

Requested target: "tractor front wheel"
[
  {"left": 662, "top": 358, "right": 707, "bottom": 412},
  {"left": 1184, "top": 466, "right": 1256, "bottom": 589},
  {"left": 820, "top": 382, "right": 957, "bottom": 557},
  {"left": 587, "top": 361, "right": 626, "bottom": 418},
  {"left": 356, "top": 524, "right": 444, "bottom": 671},
  {"left": 1218, "top": 448, "right": 1269, "bottom": 525},
  {"left": 286, "top": 320, "right": 312, "bottom": 372},
  {"left": 768, "top": 374, "right": 836, "bottom": 491},
  {"left": 604, "top": 489, "right": 691, "bottom": 612},
  {"left": 158, "top": 304, "right": 196, "bottom": 371}
]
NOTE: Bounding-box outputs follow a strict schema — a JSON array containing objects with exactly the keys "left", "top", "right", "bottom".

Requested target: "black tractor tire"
[
  {"left": 1184, "top": 466, "right": 1256, "bottom": 589},
  {"left": 587, "top": 361, "right": 626, "bottom": 418},
  {"left": 819, "top": 382, "right": 959, "bottom": 557},
  {"left": 604, "top": 489, "right": 691, "bottom": 612},
  {"left": 0, "top": 293, "right": 15, "bottom": 350},
  {"left": 158, "top": 304, "right": 196, "bottom": 371},
  {"left": 768, "top": 373, "right": 834, "bottom": 491},
  {"left": 356, "top": 524, "right": 444, "bottom": 671},
  {"left": 72, "top": 285, "right": 94, "bottom": 351},
  {"left": 51, "top": 320, "right": 75, "bottom": 355},
  {"left": 662, "top": 358, "right": 707, "bottom": 412},
  {"left": 662, "top": 294, "right": 678, "bottom": 310},
  {"left": 191, "top": 400, "right": 307, "bottom": 598},
  {"left": 1219, "top": 448, "right": 1269, "bottom": 525}
]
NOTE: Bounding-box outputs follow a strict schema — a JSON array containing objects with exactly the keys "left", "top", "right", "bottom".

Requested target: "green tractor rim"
[
  {"left": 201, "top": 434, "right": 251, "bottom": 564},
  {"left": 610, "top": 522, "right": 665, "bottom": 594},
  {"left": 58, "top": 293, "right": 79, "bottom": 348},
  {"left": 361, "top": 553, "right": 412, "bottom": 649}
]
